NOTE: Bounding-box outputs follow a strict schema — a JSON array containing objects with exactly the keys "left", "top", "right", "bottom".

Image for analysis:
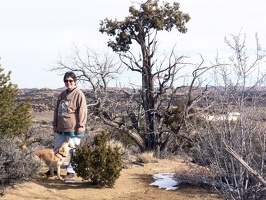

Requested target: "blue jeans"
[{"left": 54, "top": 133, "right": 81, "bottom": 174}]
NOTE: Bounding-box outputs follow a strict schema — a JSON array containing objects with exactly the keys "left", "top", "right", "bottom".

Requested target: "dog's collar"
[
  {"left": 55, "top": 152, "right": 67, "bottom": 159},
  {"left": 58, "top": 152, "right": 67, "bottom": 157}
]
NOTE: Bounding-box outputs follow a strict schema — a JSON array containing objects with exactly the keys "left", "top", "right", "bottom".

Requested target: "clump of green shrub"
[
  {"left": 72, "top": 131, "right": 123, "bottom": 188},
  {"left": 0, "top": 68, "right": 32, "bottom": 138}
]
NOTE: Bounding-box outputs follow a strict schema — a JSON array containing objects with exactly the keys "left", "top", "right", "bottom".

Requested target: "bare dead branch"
[{"left": 224, "top": 141, "right": 266, "bottom": 187}]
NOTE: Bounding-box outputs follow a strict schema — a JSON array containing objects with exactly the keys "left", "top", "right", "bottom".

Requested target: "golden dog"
[{"left": 36, "top": 140, "right": 71, "bottom": 180}]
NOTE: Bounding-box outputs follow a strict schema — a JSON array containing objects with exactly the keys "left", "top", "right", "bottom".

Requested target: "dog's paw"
[
  {"left": 57, "top": 176, "right": 64, "bottom": 180},
  {"left": 49, "top": 176, "right": 57, "bottom": 180}
]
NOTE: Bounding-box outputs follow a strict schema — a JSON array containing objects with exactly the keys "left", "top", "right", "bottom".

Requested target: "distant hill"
[{"left": 16, "top": 86, "right": 266, "bottom": 113}]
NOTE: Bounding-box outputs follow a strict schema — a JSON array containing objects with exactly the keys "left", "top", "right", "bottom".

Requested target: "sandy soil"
[{"left": 2, "top": 157, "right": 222, "bottom": 200}]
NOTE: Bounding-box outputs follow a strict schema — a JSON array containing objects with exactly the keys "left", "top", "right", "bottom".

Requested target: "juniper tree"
[
  {"left": 99, "top": 0, "right": 191, "bottom": 155},
  {"left": 72, "top": 131, "right": 122, "bottom": 188},
  {"left": 0, "top": 67, "right": 32, "bottom": 137}
]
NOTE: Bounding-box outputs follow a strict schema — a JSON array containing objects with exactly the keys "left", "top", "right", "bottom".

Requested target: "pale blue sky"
[{"left": 1, "top": 0, "right": 266, "bottom": 89}]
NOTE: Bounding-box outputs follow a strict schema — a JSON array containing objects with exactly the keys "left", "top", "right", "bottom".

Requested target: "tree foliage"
[
  {"left": 99, "top": 0, "right": 190, "bottom": 52},
  {"left": 0, "top": 68, "right": 32, "bottom": 137}
]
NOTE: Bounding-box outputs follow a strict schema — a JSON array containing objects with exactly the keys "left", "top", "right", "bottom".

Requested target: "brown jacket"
[{"left": 53, "top": 87, "right": 87, "bottom": 133}]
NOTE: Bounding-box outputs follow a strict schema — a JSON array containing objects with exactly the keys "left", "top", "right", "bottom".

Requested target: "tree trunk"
[{"left": 141, "top": 44, "right": 156, "bottom": 153}]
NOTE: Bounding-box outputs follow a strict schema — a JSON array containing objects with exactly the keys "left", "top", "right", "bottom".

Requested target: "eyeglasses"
[{"left": 64, "top": 79, "right": 74, "bottom": 83}]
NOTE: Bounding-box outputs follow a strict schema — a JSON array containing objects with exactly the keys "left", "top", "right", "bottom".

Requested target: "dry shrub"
[
  {"left": 107, "top": 139, "right": 126, "bottom": 155},
  {"left": 173, "top": 163, "right": 218, "bottom": 188},
  {"left": 136, "top": 151, "right": 158, "bottom": 164},
  {"left": 0, "top": 136, "right": 42, "bottom": 195}
]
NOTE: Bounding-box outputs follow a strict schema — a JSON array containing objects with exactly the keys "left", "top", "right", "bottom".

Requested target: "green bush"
[
  {"left": 72, "top": 131, "right": 123, "bottom": 188},
  {"left": 0, "top": 68, "right": 32, "bottom": 137}
]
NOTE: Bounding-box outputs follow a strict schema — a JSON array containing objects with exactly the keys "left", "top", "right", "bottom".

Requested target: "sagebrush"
[{"left": 0, "top": 136, "right": 42, "bottom": 195}]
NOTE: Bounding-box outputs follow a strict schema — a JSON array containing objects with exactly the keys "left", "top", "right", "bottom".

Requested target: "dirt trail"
[{"left": 2, "top": 157, "right": 222, "bottom": 200}]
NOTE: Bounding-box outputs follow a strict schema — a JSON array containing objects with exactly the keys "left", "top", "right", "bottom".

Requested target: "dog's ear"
[
  {"left": 58, "top": 145, "right": 64, "bottom": 155},
  {"left": 58, "top": 142, "right": 70, "bottom": 156},
  {"left": 35, "top": 150, "right": 41, "bottom": 158}
]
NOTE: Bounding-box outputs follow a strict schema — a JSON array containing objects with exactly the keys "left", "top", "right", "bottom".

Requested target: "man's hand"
[
  {"left": 53, "top": 126, "right": 57, "bottom": 133},
  {"left": 77, "top": 127, "right": 83, "bottom": 134}
]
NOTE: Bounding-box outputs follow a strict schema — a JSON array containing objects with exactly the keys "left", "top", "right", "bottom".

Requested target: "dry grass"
[{"left": 136, "top": 151, "right": 159, "bottom": 164}]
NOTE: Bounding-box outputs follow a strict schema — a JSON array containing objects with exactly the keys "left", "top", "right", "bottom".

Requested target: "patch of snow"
[{"left": 150, "top": 173, "right": 179, "bottom": 190}]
